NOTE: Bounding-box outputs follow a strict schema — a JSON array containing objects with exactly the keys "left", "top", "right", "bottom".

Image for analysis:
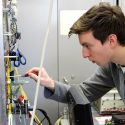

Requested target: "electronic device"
[
  {"left": 93, "top": 88, "right": 125, "bottom": 115},
  {"left": 66, "top": 85, "right": 94, "bottom": 125},
  {"left": 112, "top": 114, "right": 125, "bottom": 125}
]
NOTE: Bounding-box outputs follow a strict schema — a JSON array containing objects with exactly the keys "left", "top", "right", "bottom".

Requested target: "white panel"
[{"left": 60, "top": 10, "right": 87, "bottom": 35}]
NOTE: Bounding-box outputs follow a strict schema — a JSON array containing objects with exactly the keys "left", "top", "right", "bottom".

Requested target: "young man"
[{"left": 26, "top": 3, "right": 125, "bottom": 103}]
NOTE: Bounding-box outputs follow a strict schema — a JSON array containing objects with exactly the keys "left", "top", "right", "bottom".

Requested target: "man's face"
[{"left": 78, "top": 31, "right": 113, "bottom": 66}]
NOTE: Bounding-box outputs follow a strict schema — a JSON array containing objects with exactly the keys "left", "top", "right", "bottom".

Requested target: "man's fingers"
[{"left": 28, "top": 73, "right": 38, "bottom": 81}]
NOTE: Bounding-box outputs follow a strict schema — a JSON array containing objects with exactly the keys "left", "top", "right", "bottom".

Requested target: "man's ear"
[{"left": 108, "top": 34, "right": 118, "bottom": 48}]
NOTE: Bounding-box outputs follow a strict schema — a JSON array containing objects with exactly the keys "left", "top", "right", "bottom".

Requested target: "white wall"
[{"left": 17, "top": 0, "right": 59, "bottom": 124}]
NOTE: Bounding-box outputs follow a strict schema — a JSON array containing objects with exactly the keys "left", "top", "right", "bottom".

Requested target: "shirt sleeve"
[
  {"left": 44, "top": 64, "right": 115, "bottom": 103},
  {"left": 44, "top": 81, "right": 70, "bottom": 103}
]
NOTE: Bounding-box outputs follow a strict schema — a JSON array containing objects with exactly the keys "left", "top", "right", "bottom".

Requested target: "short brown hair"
[{"left": 68, "top": 3, "right": 125, "bottom": 46}]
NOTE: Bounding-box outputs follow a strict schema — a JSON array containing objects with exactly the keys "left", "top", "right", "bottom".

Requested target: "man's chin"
[
  {"left": 91, "top": 61, "right": 108, "bottom": 67},
  {"left": 97, "top": 62, "right": 108, "bottom": 67}
]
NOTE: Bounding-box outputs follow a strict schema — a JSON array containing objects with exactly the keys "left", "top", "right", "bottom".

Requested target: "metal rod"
[
  {"left": 4, "top": 56, "right": 18, "bottom": 58},
  {"left": 7, "top": 74, "right": 26, "bottom": 78},
  {"left": 116, "top": 0, "right": 119, "bottom": 6}
]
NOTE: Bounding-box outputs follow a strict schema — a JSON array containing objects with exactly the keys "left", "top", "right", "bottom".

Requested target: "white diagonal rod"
[{"left": 30, "top": 0, "right": 54, "bottom": 125}]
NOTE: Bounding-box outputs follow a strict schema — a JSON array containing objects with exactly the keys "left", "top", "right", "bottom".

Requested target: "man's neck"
[{"left": 112, "top": 46, "right": 125, "bottom": 65}]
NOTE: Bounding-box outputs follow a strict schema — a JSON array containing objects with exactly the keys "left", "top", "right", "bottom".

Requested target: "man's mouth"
[
  {"left": 88, "top": 59, "right": 96, "bottom": 64},
  {"left": 89, "top": 59, "right": 95, "bottom": 63}
]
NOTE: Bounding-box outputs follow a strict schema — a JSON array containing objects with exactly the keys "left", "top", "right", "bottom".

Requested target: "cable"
[
  {"left": 14, "top": 67, "right": 43, "bottom": 125},
  {"left": 54, "top": 117, "right": 63, "bottom": 125},
  {"left": 30, "top": 0, "right": 54, "bottom": 125},
  {"left": 116, "top": 0, "right": 119, "bottom": 6},
  {"left": 34, "top": 109, "right": 52, "bottom": 125}
]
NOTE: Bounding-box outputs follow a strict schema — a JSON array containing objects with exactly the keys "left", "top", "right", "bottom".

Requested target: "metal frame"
[{"left": 0, "top": 0, "right": 7, "bottom": 124}]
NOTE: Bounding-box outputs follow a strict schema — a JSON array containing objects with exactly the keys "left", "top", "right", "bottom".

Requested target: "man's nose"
[{"left": 82, "top": 48, "right": 90, "bottom": 58}]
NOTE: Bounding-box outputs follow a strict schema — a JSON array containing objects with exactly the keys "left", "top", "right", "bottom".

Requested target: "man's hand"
[{"left": 26, "top": 67, "right": 55, "bottom": 92}]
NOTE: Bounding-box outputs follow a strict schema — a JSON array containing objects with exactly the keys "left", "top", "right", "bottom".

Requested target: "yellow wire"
[
  {"left": 5, "top": 57, "right": 42, "bottom": 124},
  {"left": 54, "top": 117, "right": 63, "bottom": 125},
  {"left": 19, "top": 85, "right": 42, "bottom": 125},
  {"left": 6, "top": 57, "right": 12, "bottom": 115},
  {"left": 14, "top": 67, "right": 42, "bottom": 125}
]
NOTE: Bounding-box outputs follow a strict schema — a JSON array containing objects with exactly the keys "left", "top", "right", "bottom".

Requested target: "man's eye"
[{"left": 83, "top": 45, "right": 89, "bottom": 48}]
